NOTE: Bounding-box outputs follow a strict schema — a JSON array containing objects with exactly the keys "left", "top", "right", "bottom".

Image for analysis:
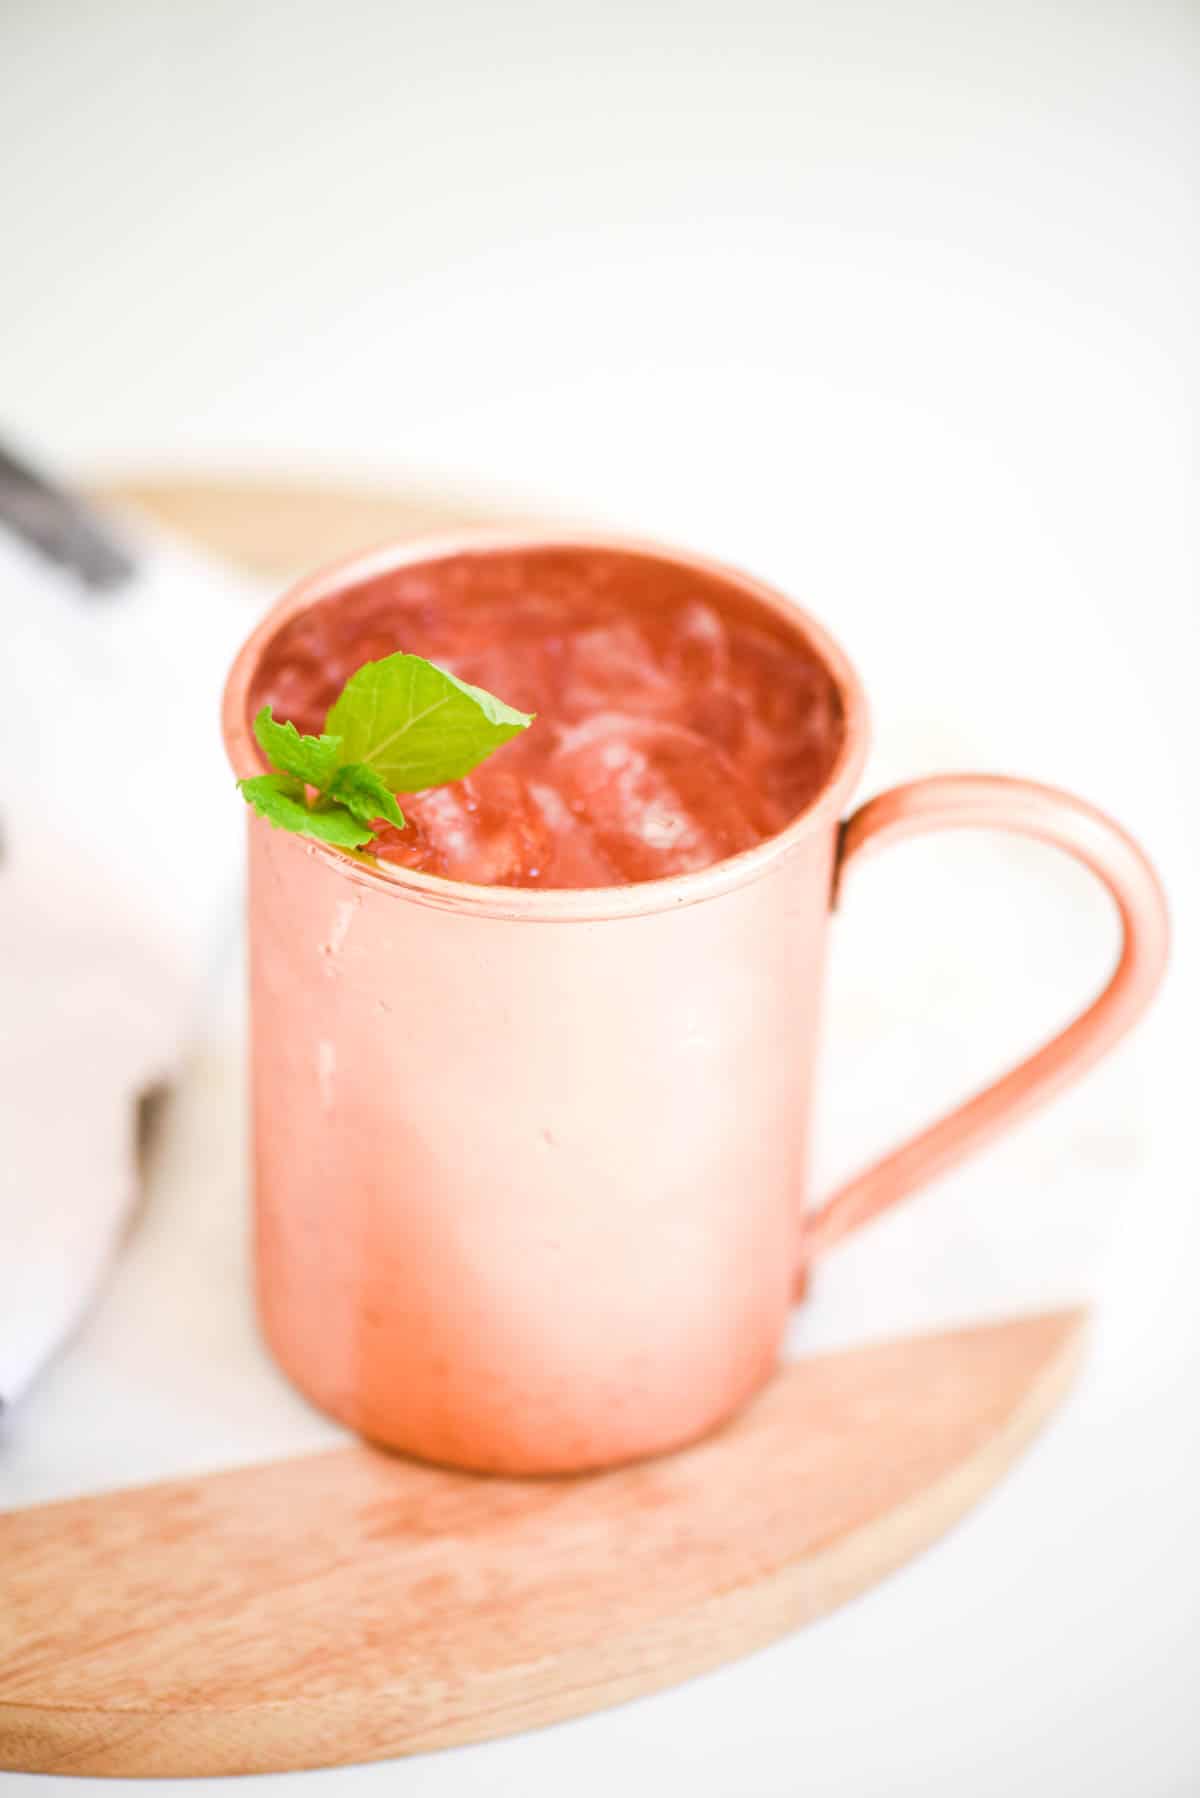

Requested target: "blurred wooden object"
[
  {"left": 0, "top": 1311, "right": 1085, "bottom": 1777},
  {"left": 91, "top": 473, "right": 548, "bottom": 581}
]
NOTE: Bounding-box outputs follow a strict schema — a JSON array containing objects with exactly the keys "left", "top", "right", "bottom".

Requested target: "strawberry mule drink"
[
  {"left": 227, "top": 537, "right": 854, "bottom": 1475},
  {"left": 250, "top": 551, "right": 846, "bottom": 886},
  {"left": 225, "top": 535, "right": 1168, "bottom": 1476}
]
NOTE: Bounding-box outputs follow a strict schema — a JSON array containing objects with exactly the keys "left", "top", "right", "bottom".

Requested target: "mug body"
[{"left": 224, "top": 536, "right": 867, "bottom": 1474}]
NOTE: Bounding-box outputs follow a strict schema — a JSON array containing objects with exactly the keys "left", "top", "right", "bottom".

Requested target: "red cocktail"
[
  {"left": 253, "top": 549, "right": 846, "bottom": 886},
  {"left": 227, "top": 535, "right": 1167, "bottom": 1476}
]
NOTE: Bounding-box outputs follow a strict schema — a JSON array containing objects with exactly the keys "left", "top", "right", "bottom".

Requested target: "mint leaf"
[
  {"left": 252, "top": 706, "right": 343, "bottom": 788},
  {"left": 238, "top": 774, "right": 374, "bottom": 848},
  {"left": 328, "top": 763, "right": 406, "bottom": 829},
  {"left": 325, "top": 652, "right": 534, "bottom": 792},
  {"left": 238, "top": 651, "right": 533, "bottom": 853}
]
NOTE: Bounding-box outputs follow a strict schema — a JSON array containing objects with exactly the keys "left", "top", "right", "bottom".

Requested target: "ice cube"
[
  {"left": 556, "top": 620, "right": 677, "bottom": 722},
  {"left": 370, "top": 807, "right": 447, "bottom": 876},
  {"left": 525, "top": 780, "right": 620, "bottom": 888},
  {"left": 555, "top": 715, "right": 778, "bottom": 881},
  {"left": 382, "top": 774, "right": 552, "bottom": 888},
  {"left": 664, "top": 598, "right": 730, "bottom": 685}
]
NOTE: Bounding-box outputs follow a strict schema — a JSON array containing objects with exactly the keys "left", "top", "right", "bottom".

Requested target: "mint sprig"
[{"left": 239, "top": 651, "right": 534, "bottom": 849}]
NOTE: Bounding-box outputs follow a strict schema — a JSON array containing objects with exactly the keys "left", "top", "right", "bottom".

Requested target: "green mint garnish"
[
  {"left": 239, "top": 773, "right": 384, "bottom": 847},
  {"left": 239, "top": 651, "right": 534, "bottom": 850},
  {"left": 251, "top": 710, "right": 343, "bottom": 789}
]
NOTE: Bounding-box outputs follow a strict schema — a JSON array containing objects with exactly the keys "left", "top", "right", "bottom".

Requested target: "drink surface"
[{"left": 253, "top": 552, "right": 845, "bottom": 888}]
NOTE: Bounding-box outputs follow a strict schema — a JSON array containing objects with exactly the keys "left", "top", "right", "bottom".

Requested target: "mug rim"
[{"left": 221, "top": 529, "right": 871, "bottom": 920}]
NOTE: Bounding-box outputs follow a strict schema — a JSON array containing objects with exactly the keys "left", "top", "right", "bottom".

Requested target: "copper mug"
[{"left": 222, "top": 535, "right": 1169, "bottom": 1475}]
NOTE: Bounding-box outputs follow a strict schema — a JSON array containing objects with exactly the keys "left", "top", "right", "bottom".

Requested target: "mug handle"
[{"left": 806, "top": 774, "right": 1170, "bottom": 1258}]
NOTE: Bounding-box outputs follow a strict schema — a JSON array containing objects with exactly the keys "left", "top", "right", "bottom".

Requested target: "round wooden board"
[
  {"left": 1, "top": 1314, "right": 1084, "bottom": 1779},
  {"left": 0, "top": 477, "right": 1089, "bottom": 1778}
]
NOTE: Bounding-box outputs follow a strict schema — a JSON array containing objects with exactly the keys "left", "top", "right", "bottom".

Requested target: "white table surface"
[{"left": 2, "top": 2, "right": 1198, "bottom": 1793}]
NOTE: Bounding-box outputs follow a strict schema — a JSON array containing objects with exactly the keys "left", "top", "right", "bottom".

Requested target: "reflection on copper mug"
[{"left": 222, "top": 536, "right": 1169, "bottom": 1475}]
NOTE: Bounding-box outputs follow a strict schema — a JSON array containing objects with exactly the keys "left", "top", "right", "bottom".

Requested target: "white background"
[{"left": 2, "top": 2, "right": 1198, "bottom": 1794}]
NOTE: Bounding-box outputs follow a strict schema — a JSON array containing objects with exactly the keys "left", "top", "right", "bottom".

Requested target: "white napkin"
[{"left": 0, "top": 480, "right": 261, "bottom": 1405}]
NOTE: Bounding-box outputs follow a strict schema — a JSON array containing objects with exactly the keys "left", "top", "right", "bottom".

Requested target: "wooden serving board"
[
  {"left": 0, "top": 478, "right": 1089, "bottom": 1778},
  {"left": 1, "top": 1313, "right": 1083, "bottom": 1778}
]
